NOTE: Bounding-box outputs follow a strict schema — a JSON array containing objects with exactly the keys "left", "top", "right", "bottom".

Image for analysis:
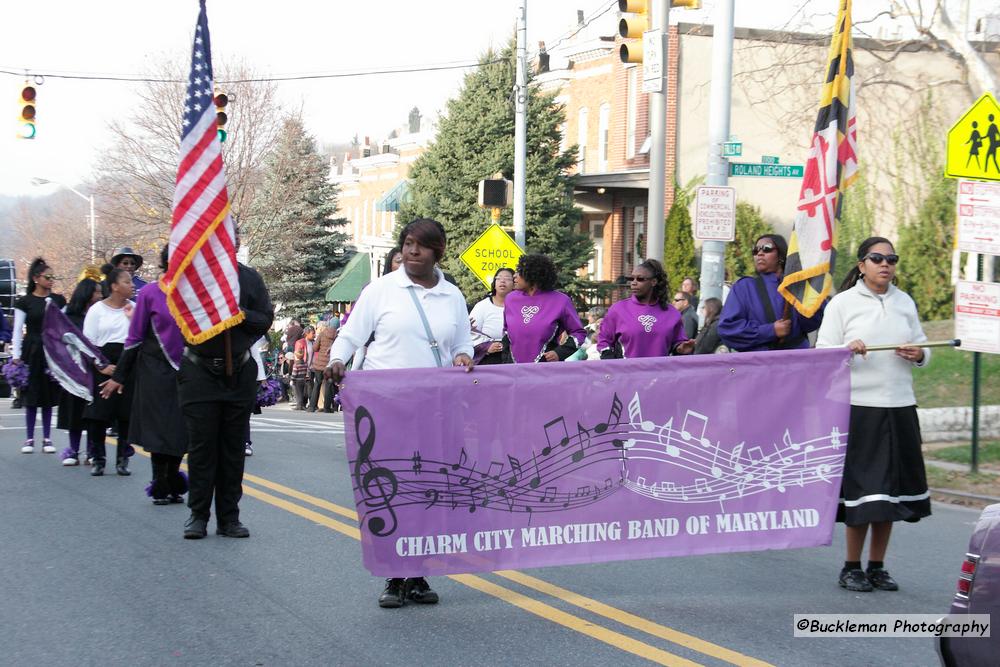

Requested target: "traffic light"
[
  {"left": 214, "top": 91, "right": 228, "bottom": 143},
  {"left": 619, "top": 0, "right": 701, "bottom": 64},
  {"left": 617, "top": 0, "right": 649, "bottom": 64},
  {"left": 18, "top": 84, "right": 36, "bottom": 140}
]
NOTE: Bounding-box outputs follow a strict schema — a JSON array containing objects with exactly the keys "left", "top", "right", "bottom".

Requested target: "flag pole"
[
  {"left": 224, "top": 330, "right": 233, "bottom": 376},
  {"left": 861, "top": 339, "right": 960, "bottom": 352}
]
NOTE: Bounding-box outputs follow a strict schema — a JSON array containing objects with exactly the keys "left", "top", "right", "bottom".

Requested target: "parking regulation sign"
[
  {"left": 955, "top": 281, "right": 1000, "bottom": 355},
  {"left": 693, "top": 186, "right": 736, "bottom": 242},
  {"left": 460, "top": 223, "right": 523, "bottom": 289},
  {"left": 956, "top": 179, "right": 1000, "bottom": 255}
]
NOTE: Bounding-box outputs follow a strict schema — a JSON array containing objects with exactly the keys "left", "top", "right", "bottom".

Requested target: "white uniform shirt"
[
  {"left": 83, "top": 301, "right": 133, "bottom": 348},
  {"left": 816, "top": 281, "right": 929, "bottom": 407},
  {"left": 330, "top": 267, "right": 473, "bottom": 370},
  {"left": 469, "top": 297, "right": 505, "bottom": 340}
]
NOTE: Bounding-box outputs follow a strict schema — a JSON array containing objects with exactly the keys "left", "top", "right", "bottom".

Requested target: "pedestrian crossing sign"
[
  {"left": 946, "top": 92, "right": 1000, "bottom": 182},
  {"left": 459, "top": 223, "right": 523, "bottom": 289}
]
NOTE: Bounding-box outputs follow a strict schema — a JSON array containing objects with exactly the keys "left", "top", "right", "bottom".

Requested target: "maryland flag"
[{"left": 778, "top": 0, "right": 858, "bottom": 317}]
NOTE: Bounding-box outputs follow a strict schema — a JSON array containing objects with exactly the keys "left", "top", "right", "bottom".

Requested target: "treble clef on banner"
[{"left": 353, "top": 406, "right": 399, "bottom": 537}]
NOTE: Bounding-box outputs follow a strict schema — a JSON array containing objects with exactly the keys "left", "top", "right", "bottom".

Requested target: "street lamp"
[{"left": 31, "top": 177, "right": 97, "bottom": 262}]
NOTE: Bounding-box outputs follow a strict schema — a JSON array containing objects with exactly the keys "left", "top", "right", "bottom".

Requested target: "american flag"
[{"left": 161, "top": 0, "right": 244, "bottom": 344}]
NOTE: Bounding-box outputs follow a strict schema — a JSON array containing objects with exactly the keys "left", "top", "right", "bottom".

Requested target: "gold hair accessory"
[{"left": 77, "top": 264, "right": 104, "bottom": 283}]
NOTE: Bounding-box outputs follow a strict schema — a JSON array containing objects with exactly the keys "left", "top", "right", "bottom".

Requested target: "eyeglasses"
[
  {"left": 673, "top": 297, "right": 686, "bottom": 303},
  {"left": 752, "top": 244, "right": 777, "bottom": 255},
  {"left": 863, "top": 252, "right": 899, "bottom": 265},
  {"left": 627, "top": 276, "right": 650, "bottom": 282}
]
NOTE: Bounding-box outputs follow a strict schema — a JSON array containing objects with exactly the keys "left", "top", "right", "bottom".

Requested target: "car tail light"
[{"left": 956, "top": 553, "right": 979, "bottom": 598}]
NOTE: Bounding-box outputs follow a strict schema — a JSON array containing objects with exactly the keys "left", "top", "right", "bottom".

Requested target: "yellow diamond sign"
[
  {"left": 459, "top": 223, "right": 523, "bottom": 289},
  {"left": 946, "top": 92, "right": 1000, "bottom": 182}
]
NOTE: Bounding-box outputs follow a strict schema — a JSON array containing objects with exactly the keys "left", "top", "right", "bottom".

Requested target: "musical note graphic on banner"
[
  {"left": 831, "top": 426, "right": 843, "bottom": 449},
  {"left": 573, "top": 422, "right": 590, "bottom": 462},
  {"left": 542, "top": 417, "right": 569, "bottom": 456},
  {"left": 680, "top": 410, "right": 711, "bottom": 447},
  {"left": 411, "top": 451, "right": 422, "bottom": 475},
  {"left": 595, "top": 393, "right": 624, "bottom": 434},
  {"left": 628, "top": 392, "right": 656, "bottom": 432}
]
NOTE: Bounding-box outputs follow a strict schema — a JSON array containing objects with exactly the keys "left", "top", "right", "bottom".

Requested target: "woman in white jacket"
[{"left": 817, "top": 237, "right": 931, "bottom": 593}]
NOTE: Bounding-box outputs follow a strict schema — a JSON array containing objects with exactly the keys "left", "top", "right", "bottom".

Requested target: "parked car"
[{"left": 937, "top": 502, "right": 1000, "bottom": 666}]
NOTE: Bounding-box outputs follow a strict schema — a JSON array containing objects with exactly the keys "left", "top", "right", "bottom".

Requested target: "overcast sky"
[{"left": 1, "top": 0, "right": 995, "bottom": 198}]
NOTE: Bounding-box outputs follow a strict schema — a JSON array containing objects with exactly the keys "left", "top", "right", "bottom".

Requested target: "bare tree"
[{"left": 94, "top": 57, "right": 283, "bottom": 254}]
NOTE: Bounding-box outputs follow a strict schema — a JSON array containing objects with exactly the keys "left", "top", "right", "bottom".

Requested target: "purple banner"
[{"left": 340, "top": 348, "right": 852, "bottom": 577}]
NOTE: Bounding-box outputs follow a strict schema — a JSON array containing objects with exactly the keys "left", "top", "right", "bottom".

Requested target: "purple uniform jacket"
[
  {"left": 718, "top": 272, "right": 824, "bottom": 352},
  {"left": 598, "top": 296, "right": 687, "bottom": 358},
  {"left": 504, "top": 289, "right": 586, "bottom": 363},
  {"left": 125, "top": 282, "right": 184, "bottom": 369}
]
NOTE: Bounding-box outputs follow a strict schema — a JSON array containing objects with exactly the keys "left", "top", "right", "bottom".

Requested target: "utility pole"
[
  {"left": 644, "top": 0, "right": 669, "bottom": 261},
  {"left": 513, "top": 0, "right": 528, "bottom": 248},
  {"left": 697, "top": 0, "right": 735, "bottom": 300}
]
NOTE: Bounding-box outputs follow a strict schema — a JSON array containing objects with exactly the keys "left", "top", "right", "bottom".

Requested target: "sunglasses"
[
  {"left": 863, "top": 252, "right": 899, "bottom": 265},
  {"left": 752, "top": 244, "right": 777, "bottom": 255},
  {"left": 42, "top": 274, "right": 56, "bottom": 280},
  {"left": 673, "top": 297, "right": 687, "bottom": 303},
  {"left": 627, "top": 276, "right": 651, "bottom": 282}
]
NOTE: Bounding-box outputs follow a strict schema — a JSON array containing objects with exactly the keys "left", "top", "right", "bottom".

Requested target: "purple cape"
[
  {"left": 126, "top": 282, "right": 184, "bottom": 369},
  {"left": 42, "top": 302, "right": 108, "bottom": 402}
]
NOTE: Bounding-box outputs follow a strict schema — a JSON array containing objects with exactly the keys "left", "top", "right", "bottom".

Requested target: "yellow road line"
[
  {"left": 494, "top": 570, "right": 772, "bottom": 667},
  {"left": 128, "top": 444, "right": 759, "bottom": 665},
  {"left": 449, "top": 573, "right": 702, "bottom": 667}
]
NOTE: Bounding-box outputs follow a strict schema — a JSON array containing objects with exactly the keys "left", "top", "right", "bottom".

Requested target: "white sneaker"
[
  {"left": 21, "top": 443, "right": 35, "bottom": 454},
  {"left": 244, "top": 444, "right": 253, "bottom": 457},
  {"left": 85, "top": 457, "right": 94, "bottom": 466},
  {"left": 42, "top": 441, "right": 56, "bottom": 454},
  {"left": 62, "top": 457, "right": 79, "bottom": 466}
]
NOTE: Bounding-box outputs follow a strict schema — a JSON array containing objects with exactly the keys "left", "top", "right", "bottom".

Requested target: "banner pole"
[{"left": 861, "top": 339, "right": 961, "bottom": 352}]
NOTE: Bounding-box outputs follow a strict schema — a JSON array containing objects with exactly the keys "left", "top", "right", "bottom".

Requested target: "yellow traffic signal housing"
[
  {"left": 18, "top": 84, "right": 36, "bottom": 139},
  {"left": 214, "top": 91, "right": 229, "bottom": 143},
  {"left": 618, "top": 0, "right": 649, "bottom": 64}
]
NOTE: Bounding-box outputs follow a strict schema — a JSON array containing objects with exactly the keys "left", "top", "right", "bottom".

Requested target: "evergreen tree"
[
  {"left": 662, "top": 185, "right": 697, "bottom": 292},
  {"left": 725, "top": 202, "right": 771, "bottom": 280},
  {"left": 896, "top": 176, "right": 956, "bottom": 321},
  {"left": 244, "top": 116, "right": 352, "bottom": 317},
  {"left": 400, "top": 44, "right": 591, "bottom": 302}
]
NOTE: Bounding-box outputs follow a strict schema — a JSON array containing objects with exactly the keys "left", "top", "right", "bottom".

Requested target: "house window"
[
  {"left": 626, "top": 68, "right": 637, "bottom": 159},
  {"left": 588, "top": 221, "right": 605, "bottom": 281},
  {"left": 598, "top": 103, "right": 610, "bottom": 172},
  {"left": 577, "top": 107, "right": 589, "bottom": 173}
]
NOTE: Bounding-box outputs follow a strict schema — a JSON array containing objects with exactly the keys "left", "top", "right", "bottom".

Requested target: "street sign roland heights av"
[
  {"left": 693, "top": 186, "right": 736, "bottom": 242},
  {"left": 460, "top": 223, "right": 524, "bottom": 289}
]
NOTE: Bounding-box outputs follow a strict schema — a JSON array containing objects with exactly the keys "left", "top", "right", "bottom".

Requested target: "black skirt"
[
  {"left": 83, "top": 343, "right": 132, "bottom": 424},
  {"left": 836, "top": 405, "right": 931, "bottom": 525},
  {"left": 129, "top": 342, "right": 187, "bottom": 457},
  {"left": 22, "top": 337, "right": 62, "bottom": 408},
  {"left": 56, "top": 392, "right": 88, "bottom": 432}
]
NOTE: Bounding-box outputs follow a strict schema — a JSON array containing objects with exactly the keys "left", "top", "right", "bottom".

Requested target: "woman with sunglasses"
[
  {"left": 597, "top": 259, "right": 694, "bottom": 359},
  {"left": 718, "top": 233, "right": 825, "bottom": 352},
  {"left": 503, "top": 254, "right": 587, "bottom": 363},
  {"left": 817, "top": 237, "right": 930, "bottom": 593},
  {"left": 469, "top": 268, "right": 514, "bottom": 365},
  {"left": 82, "top": 267, "right": 136, "bottom": 477},
  {"left": 11, "top": 258, "right": 66, "bottom": 454}
]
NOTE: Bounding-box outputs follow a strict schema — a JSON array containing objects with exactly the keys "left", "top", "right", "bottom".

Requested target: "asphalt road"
[{"left": 0, "top": 402, "right": 981, "bottom": 667}]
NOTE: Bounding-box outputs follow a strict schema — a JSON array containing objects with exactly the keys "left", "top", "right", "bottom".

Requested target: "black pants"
[
  {"left": 308, "top": 370, "right": 335, "bottom": 411},
  {"left": 150, "top": 453, "right": 185, "bottom": 499},
  {"left": 178, "top": 357, "right": 255, "bottom": 525},
  {"left": 87, "top": 419, "right": 131, "bottom": 465},
  {"left": 292, "top": 377, "right": 312, "bottom": 410}
]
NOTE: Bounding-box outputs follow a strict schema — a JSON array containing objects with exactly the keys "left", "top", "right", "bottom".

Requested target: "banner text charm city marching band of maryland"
[{"left": 339, "top": 348, "right": 852, "bottom": 577}]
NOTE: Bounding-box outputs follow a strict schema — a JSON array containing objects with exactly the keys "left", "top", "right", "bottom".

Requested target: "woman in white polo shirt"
[
  {"left": 325, "top": 218, "right": 473, "bottom": 609},
  {"left": 817, "top": 236, "right": 931, "bottom": 594}
]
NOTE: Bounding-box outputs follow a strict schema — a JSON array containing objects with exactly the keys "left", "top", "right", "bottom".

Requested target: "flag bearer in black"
[{"left": 180, "top": 263, "right": 273, "bottom": 540}]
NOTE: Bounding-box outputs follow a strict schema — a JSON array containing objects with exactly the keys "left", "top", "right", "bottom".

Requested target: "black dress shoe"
[
  {"left": 866, "top": 568, "right": 899, "bottom": 591},
  {"left": 405, "top": 577, "right": 439, "bottom": 604},
  {"left": 91, "top": 464, "right": 105, "bottom": 477},
  {"left": 838, "top": 568, "right": 873, "bottom": 592},
  {"left": 152, "top": 498, "right": 170, "bottom": 506},
  {"left": 168, "top": 494, "right": 185, "bottom": 504},
  {"left": 216, "top": 522, "right": 250, "bottom": 538},
  {"left": 379, "top": 578, "right": 406, "bottom": 608},
  {"left": 115, "top": 459, "right": 131, "bottom": 476},
  {"left": 183, "top": 516, "right": 208, "bottom": 539}
]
